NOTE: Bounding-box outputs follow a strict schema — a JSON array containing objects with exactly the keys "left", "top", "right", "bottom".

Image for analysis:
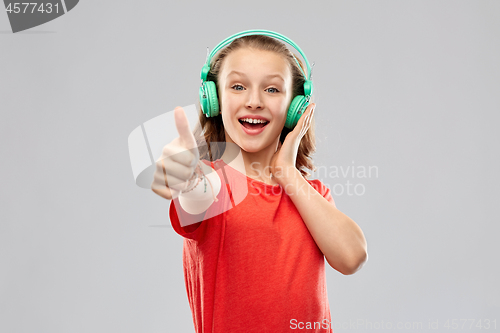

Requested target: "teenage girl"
[{"left": 151, "top": 30, "right": 368, "bottom": 333}]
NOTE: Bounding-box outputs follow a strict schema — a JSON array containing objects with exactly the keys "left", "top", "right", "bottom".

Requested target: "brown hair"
[{"left": 193, "top": 34, "right": 317, "bottom": 179}]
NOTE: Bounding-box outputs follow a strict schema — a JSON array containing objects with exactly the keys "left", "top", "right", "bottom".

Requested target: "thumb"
[
  {"left": 174, "top": 106, "right": 197, "bottom": 150},
  {"left": 274, "top": 140, "right": 282, "bottom": 154}
]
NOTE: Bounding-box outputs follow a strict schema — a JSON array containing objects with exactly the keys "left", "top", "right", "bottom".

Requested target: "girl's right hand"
[{"left": 151, "top": 106, "right": 200, "bottom": 200}]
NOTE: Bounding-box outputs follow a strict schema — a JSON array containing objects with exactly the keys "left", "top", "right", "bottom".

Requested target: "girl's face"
[{"left": 218, "top": 48, "right": 293, "bottom": 154}]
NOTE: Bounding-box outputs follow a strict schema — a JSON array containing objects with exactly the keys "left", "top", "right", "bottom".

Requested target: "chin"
[{"left": 239, "top": 145, "right": 261, "bottom": 153}]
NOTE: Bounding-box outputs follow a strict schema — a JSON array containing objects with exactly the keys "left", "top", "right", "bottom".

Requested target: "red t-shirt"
[{"left": 169, "top": 158, "right": 336, "bottom": 332}]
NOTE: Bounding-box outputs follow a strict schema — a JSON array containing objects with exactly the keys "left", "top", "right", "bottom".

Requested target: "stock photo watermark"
[
  {"left": 128, "top": 106, "right": 380, "bottom": 228},
  {"left": 3, "top": 0, "right": 79, "bottom": 33},
  {"left": 248, "top": 161, "right": 379, "bottom": 197},
  {"left": 290, "top": 318, "right": 497, "bottom": 330},
  {"left": 314, "top": 162, "right": 379, "bottom": 197}
]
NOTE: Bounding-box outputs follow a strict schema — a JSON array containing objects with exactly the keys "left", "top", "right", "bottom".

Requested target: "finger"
[
  {"left": 152, "top": 161, "right": 182, "bottom": 199},
  {"left": 153, "top": 161, "right": 191, "bottom": 195},
  {"left": 297, "top": 104, "right": 315, "bottom": 138},
  {"left": 155, "top": 158, "right": 194, "bottom": 185},
  {"left": 174, "top": 106, "right": 198, "bottom": 150},
  {"left": 291, "top": 103, "right": 314, "bottom": 138},
  {"left": 296, "top": 103, "right": 315, "bottom": 129},
  {"left": 154, "top": 172, "right": 187, "bottom": 191},
  {"left": 303, "top": 103, "right": 315, "bottom": 123},
  {"left": 159, "top": 141, "right": 197, "bottom": 167},
  {"left": 160, "top": 158, "right": 195, "bottom": 184},
  {"left": 300, "top": 113, "right": 313, "bottom": 137},
  {"left": 169, "top": 148, "right": 197, "bottom": 168},
  {"left": 307, "top": 106, "right": 315, "bottom": 127},
  {"left": 151, "top": 181, "right": 180, "bottom": 200},
  {"left": 303, "top": 103, "right": 315, "bottom": 125}
]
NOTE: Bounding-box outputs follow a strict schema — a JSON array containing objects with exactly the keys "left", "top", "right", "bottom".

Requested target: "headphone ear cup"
[
  {"left": 205, "top": 81, "right": 220, "bottom": 117},
  {"left": 285, "top": 95, "right": 308, "bottom": 129},
  {"left": 199, "top": 81, "right": 220, "bottom": 117},
  {"left": 199, "top": 85, "right": 209, "bottom": 117}
]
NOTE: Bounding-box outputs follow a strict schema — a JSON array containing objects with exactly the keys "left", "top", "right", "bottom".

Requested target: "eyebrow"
[{"left": 226, "top": 70, "right": 285, "bottom": 82}]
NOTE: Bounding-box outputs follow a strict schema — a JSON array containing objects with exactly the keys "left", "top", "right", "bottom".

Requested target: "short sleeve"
[
  {"left": 307, "top": 179, "right": 337, "bottom": 208},
  {"left": 169, "top": 198, "right": 205, "bottom": 239},
  {"left": 168, "top": 159, "right": 221, "bottom": 239}
]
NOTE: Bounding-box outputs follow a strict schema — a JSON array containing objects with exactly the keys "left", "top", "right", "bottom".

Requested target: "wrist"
[
  {"left": 180, "top": 162, "right": 220, "bottom": 203},
  {"left": 182, "top": 163, "right": 203, "bottom": 193},
  {"left": 273, "top": 165, "right": 301, "bottom": 186}
]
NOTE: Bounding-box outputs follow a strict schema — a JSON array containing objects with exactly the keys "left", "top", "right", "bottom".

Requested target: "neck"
[{"left": 220, "top": 138, "right": 280, "bottom": 185}]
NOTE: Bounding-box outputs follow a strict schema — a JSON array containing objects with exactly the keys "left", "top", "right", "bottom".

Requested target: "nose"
[{"left": 245, "top": 89, "right": 263, "bottom": 110}]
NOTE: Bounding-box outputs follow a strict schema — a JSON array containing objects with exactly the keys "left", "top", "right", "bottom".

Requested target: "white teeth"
[{"left": 240, "top": 118, "right": 267, "bottom": 124}]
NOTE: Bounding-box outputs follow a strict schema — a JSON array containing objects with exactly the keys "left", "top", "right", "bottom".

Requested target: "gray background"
[{"left": 1, "top": 0, "right": 498, "bottom": 332}]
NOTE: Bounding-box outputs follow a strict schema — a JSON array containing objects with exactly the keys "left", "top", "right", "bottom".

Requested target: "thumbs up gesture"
[{"left": 151, "top": 106, "right": 200, "bottom": 200}]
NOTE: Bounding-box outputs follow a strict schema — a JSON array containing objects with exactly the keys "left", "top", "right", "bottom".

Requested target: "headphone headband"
[{"left": 201, "top": 29, "right": 312, "bottom": 83}]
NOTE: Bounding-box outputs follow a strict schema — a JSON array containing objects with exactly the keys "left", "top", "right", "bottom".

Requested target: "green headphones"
[{"left": 199, "top": 29, "right": 314, "bottom": 129}]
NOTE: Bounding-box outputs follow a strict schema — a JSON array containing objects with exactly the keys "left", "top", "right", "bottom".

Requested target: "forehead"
[{"left": 220, "top": 48, "right": 291, "bottom": 80}]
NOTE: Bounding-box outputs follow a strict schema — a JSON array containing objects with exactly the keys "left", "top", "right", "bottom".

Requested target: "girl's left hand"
[{"left": 270, "top": 103, "right": 316, "bottom": 185}]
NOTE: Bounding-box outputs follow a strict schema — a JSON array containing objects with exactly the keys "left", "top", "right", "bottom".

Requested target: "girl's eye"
[
  {"left": 231, "top": 85, "right": 280, "bottom": 93},
  {"left": 231, "top": 84, "right": 244, "bottom": 91}
]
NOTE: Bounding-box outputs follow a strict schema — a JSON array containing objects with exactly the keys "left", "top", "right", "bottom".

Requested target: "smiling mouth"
[{"left": 238, "top": 119, "right": 269, "bottom": 129}]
